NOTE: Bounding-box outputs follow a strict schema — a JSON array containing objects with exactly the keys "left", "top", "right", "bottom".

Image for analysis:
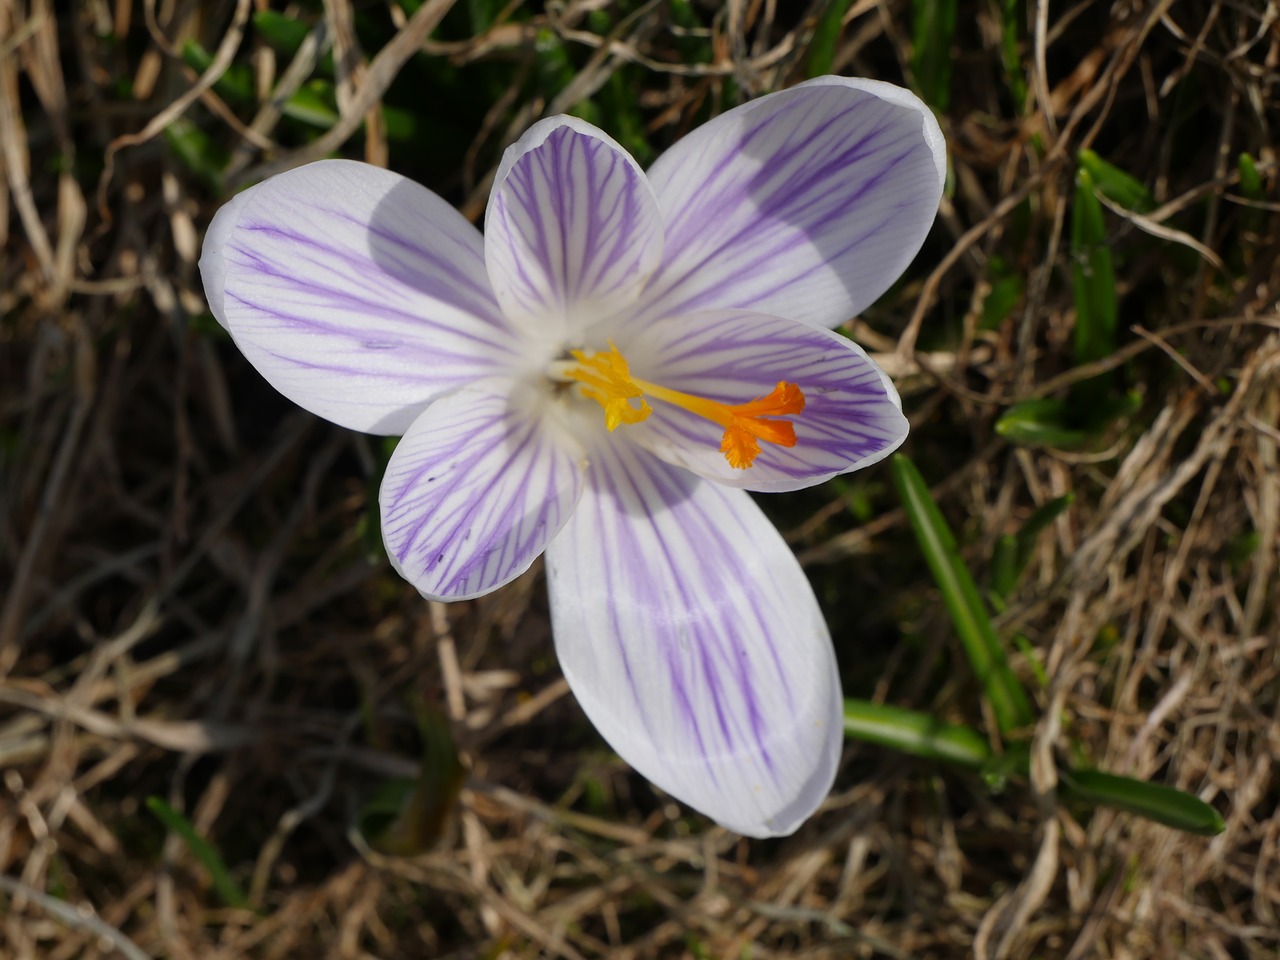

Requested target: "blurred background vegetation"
[{"left": 1, "top": 0, "right": 1277, "bottom": 956}]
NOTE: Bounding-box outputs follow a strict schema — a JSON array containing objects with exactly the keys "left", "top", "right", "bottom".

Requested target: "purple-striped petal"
[
  {"left": 545, "top": 441, "right": 842, "bottom": 837},
  {"left": 381, "top": 380, "right": 585, "bottom": 601},
  {"left": 609, "top": 309, "right": 907, "bottom": 493},
  {"left": 201, "top": 160, "right": 527, "bottom": 435},
  {"left": 633, "top": 77, "right": 946, "bottom": 330},
  {"left": 485, "top": 117, "right": 664, "bottom": 340}
]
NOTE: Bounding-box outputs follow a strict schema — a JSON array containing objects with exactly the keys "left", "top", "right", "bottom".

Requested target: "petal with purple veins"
[
  {"left": 485, "top": 117, "right": 664, "bottom": 340},
  {"left": 612, "top": 309, "right": 908, "bottom": 493},
  {"left": 545, "top": 441, "right": 842, "bottom": 837},
  {"left": 381, "top": 380, "right": 586, "bottom": 601},
  {"left": 202, "top": 160, "right": 524, "bottom": 435},
  {"left": 634, "top": 77, "right": 946, "bottom": 330}
]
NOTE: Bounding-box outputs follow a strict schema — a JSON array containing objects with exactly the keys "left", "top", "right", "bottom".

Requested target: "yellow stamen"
[
  {"left": 557, "top": 342, "right": 805, "bottom": 470},
  {"left": 562, "top": 345, "right": 652, "bottom": 431}
]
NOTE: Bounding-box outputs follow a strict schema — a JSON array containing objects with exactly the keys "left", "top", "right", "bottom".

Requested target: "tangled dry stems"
[{"left": 1, "top": 0, "right": 1278, "bottom": 957}]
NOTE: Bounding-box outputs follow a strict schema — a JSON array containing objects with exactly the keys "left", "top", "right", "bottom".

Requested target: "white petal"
[
  {"left": 202, "top": 160, "right": 529, "bottom": 435},
  {"left": 201, "top": 186, "right": 253, "bottom": 325},
  {"left": 634, "top": 77, "right": 946, "bottom": 329},
  {"left": 485, "top": 116, "right": 664, "bottom": 340},
  {"left": 381, "top": 380, "right": 586, "bottom": 601},
  {"left": 614, "top": 309, "right": 907, "bottom": 492},
  {"left": 545, "top": 441, "right": 842, "bottom": 837}
]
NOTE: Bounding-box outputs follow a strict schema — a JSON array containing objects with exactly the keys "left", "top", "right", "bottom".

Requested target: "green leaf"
[
  {"left": 282, "top": 81, "right": 340, "bottom": 129},
  {"left": 1071, "top": 167, "right": 1118, "bottom": 376},
  {"left": 1238, "top": 152, "right": 1263, "bottom": 200},
  {"left": 467, "top": 0, "right": 505, "bottom": 32},
  {"left": 842, "top": 699, "right": 991, "bottom": 767},
  {"left": 891, "top": 455, "right": 1034, "bottom": 734},
  {"left": 163, "top": 118, "right": 228, "bottom": 193},
  {"left": 1000, "top": 0, "right": 1026, "bottom": 111},
  {"left": 145, "top": 797, "right": 249, "bottom": 909},
  {"left": 1016, "top": 493, "right": 1073, "bottom": 555},
  {"left": 1238, "top": 153, "right": 1265, "bottom": 237},
  {"left": 992, "top": 493, "right": 1074, "bottom": 596},
  {"left": 990, "top": 533, "right": 1019, "bottom": 599},
  {"left": 359, "top": 437, "right": 398, "bottom": 561},
  {"left": 828, "top": 475, "right": 875, "bottom": 523},
  {"left": 604, "top": 71, "right": 653, "bottom": 166},
  {"left": 358, "top": 701, "right": 465, "bottom": 856},
  {"left": 534, "top": 27, "right": 575, "bottom": 98},
  {"left": 569, "top": 99, "right": 603, "bottom": 126},
  {"left": 1010, "top": 633, "right": 1048, "bottom": 688},
  {"left": 995, "top": 397, "right": 1091, "bottom": 449},
  {"left": 1060, "top": 769, "right": 1225, "bottom": 836},
  {"left": 1078, "top": 149, "right": 1155, "bottom": 213},
  {"left": 190, "top": 312, "right": 229, "bottom": 340},
  {"left": 807, "top": 0, "right": 853, "bottom": 78},
  {"left": 380, "top": 104, "right": 420, "bottom": 142},
  {"left": 1227, "top": 529, "right": 1260, "bottom": 570},
  {"left": 667, "top": 0, "right": 712, "bottom": 65},
  {"left": 911, "top": 0, "right": 957, "bottom": 111},
  {"left": 181, "top": 39, "right": 254, "bottom": 105},
  {"left": 253, "top": 10, "right": 311, "bottom": 57},
  {"left": 980, "top": 743, "right": 1030, "bottom": 792},
  {"left": 980, "top": 256, "right": 1024, "bottom": 330},
  {"left": 841, "top": 702, "right": 1225, "bottom": 836}
]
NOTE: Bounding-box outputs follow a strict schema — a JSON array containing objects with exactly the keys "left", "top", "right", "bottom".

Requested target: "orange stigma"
[
  {"left": 713, "top": 381, "right": 805, "bottom": 469},
  {"left": 555, "top": 343, "right": 805, "bottom": 469}
]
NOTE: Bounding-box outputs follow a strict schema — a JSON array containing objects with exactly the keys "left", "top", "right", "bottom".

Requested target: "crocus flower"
[{"left": 199, "top": 76, "right": 945, "bottom": 837}]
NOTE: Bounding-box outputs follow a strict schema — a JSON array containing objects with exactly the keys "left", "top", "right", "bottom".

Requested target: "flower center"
[{"left": 549, "top": 342, "right": 805, "bottom": 470}]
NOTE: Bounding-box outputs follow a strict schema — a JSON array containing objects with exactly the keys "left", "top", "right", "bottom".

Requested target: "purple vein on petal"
[
  {"left": 487, "top": 120, "right": 662, "bottom": 331},
  {"left": 654, "top": 138, "right": 921, "bottom": 318},
  {"left": 229, "top": 224, "right": 514, "bottom": 352},
  {"left": 634, "top": 83, "right": 944, "bottom": 329},
  {"left": 382, "top": 386, "right": 584, "bottom": 600},
  {"left": 593, "top": 443, "right": 790, "bottom": 778}
]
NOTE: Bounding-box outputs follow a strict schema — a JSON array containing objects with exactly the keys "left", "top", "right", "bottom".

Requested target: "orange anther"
[{"left": 554, "top": 345, "right": 806, "bottom": 469}]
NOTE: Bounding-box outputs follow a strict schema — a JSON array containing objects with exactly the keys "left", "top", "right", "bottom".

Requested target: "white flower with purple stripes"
[{"left": 199, "top": 76, "right": 945, "bottom": 837}]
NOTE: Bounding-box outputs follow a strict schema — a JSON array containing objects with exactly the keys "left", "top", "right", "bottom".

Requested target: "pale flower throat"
[{"left": 547, "top": 342, "right": 805, "bottom": 469}]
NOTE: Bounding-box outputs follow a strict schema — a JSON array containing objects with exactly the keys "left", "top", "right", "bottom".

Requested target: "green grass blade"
[
  {"left": 282, "top": 81, "right": 340, "bottom": 129},
  {"left": 891, "top": 455, "right": 1034, "bottom": 734},
  {"left": 843, "top": 699, "right": 991, "bottom": 768},
  {"left": 145, "top": 796, "right": 249, "bottom": 909},
  {"left": 910, "top": 0, "right": 957, "bottom": 111},
  {"left": 1000, "top": 0, "right": 1026, "bottom": 111},
  {"left": 994, "top": 397, "right": 1091, "bottom": 449},
  {"left": 253, "top": 10, "right": 311, "bottom": 57},
  {"left": 1010, "top": 634, "right": 1048, "bottom": 688},
  {"left": 667, "top": 0, "right": 712, "bottom": 65},
  {"left": 994, "top": 493, "right": 1075, "bottom": 595},
  {"left": 598, "top": 69, "right": 654, "bottom": 165},
  {"left": 1071, "top": 167, "right": 1118, "bottom": 369},
  {"left": 842, "top": 698, "right": 1223, "bottom": 836},
  {"left": 1078, "top": 149, "right": 1155, "bottom": 213},
  {"left": 1238, "top": 152, "right": 1263, "bottom": 200},
  {"left": 980, "top": 255, "right": 1024, "bottom": 329},
  {"left": 360, "top": 701, "right": 465, "bottom": 856},
  {"left": 163, "top": 118, "right": 227, "bottom": 194},
  {"left": 534, "top": 27, "right": 575, "bottom": 98},
  {"left": 1015, "top": 494, "right": 1073, "bottom": 558},
  {"left": 181, "top": 40, "right": 254, "bottom": 105},
  {"left": 990, "top": 533, "right": 1019, "bottom": 599},
  {"left": 807, "top": 0, "right": 853, "bottom": 78},
  {"left": 466, "top": 0, "right": 505, "bottom": 32},
  {"left": 1238, "top": 153, "right": 1265, "bottom": 236},
  {"left": 1059, "top": 769, "right": 1225, "bottom": 836}
]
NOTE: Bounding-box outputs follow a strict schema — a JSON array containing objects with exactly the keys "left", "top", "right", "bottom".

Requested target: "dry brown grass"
[{"left": 2, "top": 0, "right": 1278, "bottom": 957}]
